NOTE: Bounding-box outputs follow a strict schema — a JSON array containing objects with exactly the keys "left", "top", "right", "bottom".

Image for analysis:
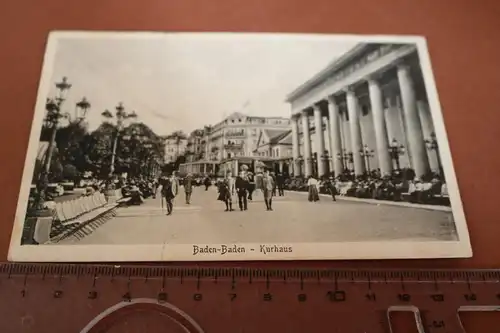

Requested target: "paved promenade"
[{"left": 59, "top": 186, "right": 458, "bottom": 245}]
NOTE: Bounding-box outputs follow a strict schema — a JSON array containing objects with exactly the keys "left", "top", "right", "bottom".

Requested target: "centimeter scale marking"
[{"left": 0, "top": 263, "right": 499, "bottom": 333}]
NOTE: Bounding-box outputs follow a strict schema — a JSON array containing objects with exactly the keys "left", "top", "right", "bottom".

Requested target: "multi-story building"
[
  {"left": 163, "top": 133, "right": 188, "bottom": 164},
  {"left": 185, "top": 129, "right": 205, "bottom": 163},
  {"left": 179, "top": 112, "right": 291, "bottom": 175},
  {"left": 209, "top": 112, "right": 291, "bottom": 175}
]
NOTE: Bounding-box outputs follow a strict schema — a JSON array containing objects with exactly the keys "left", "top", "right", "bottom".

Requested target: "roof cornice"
[{"left": 285, "top": 43, "right": 369, "bottom": 103}]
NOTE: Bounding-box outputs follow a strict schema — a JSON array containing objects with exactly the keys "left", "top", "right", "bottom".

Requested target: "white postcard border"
[{"left": 8, "top": 32, "right": 472, "bottom": 262}]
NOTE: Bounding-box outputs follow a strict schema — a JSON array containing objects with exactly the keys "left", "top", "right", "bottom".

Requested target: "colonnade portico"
[{"left": 289, "top": 48, "right": 436, "bottom": 180}]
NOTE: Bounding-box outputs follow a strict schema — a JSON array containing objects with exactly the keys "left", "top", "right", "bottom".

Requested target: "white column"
[
  {"left": 324, "top": 113, "right": 333, "bottom": 170},
  {"left": 313, "top": 105, "right": 326, "bottom": 177},
  {"left": 291, "top": 115, "right": 301, "bottom": 176},
  {"left": 345, "top": 88, "right": 365, "bottom": 176},
  {"left": 279, "top": 161, "right": 284, "bottom": 173},
  {"left": 384, "top": 98, "right": 396, "bottom": 142},
  {"left": 301, "top": 111, "right": 313, "bottom": 177},
  {"left": 397, "top": 63, "right": 430, "bottom": 178},
  {"left": 417, "top": 100, "right": 438, "bottom": 172},
  {"left": 327, "top": 96, "right": 344, "bottom": 176},
  {"left": 368, "top": 77, "right": 392, "bottom": 176}
]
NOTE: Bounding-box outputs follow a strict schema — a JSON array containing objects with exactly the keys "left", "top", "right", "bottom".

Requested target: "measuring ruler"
[{"left": 0, "top": 263, "right": 498, "bottom": 332}]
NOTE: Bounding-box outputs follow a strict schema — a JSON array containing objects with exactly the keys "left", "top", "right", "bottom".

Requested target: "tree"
[
  {"left": 50, "top": 159, "right": 64, "bottom": 182},
  {"left": 83, "top": 121, "right": 165, "bottom": 179},
  {"left": 63, "top": 164, "right": 79, "bottom": 182}
]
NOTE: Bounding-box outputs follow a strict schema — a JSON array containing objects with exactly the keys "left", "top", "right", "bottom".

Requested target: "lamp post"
[
  {"left": 75, "top": 97, "right": 91, "bottom": 121},
  {"left": 425, "top": 132, "right": 443, "bottom": 177},
  {"left": 142, "top": 137, "right": 154, "bottom": 178},
  {"left": 101, "top": 102, "right": 137, "bottom": 189},
  {"left": 359, "top": 144, "right": 375, "bottom": 174},
  {"left": 35, "top": 77, "right": 72, "bottom": 211},
  {"left": 336, "top": 149, "right": 353, "bottom": 171},
  {"left": 322, "top": 150, "right": 330, "bottom": 176},
  {"left": 389, "top": 138, "right": 405, "bottom": 170},
  {"left": 296, "top": 155, "right": 304, "bottom": 175}
]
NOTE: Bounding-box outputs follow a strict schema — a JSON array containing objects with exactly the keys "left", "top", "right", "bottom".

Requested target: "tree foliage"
[{"left": 38, "top": 120, "right": 165, "bottom": 182}]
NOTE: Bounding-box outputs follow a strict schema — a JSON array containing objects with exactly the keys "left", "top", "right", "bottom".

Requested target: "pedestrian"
[
  {"left": 271, "top": 172, "right": 277, "bottom": 197},
  {"left": 217, "top": 177, "right": 234, "bottom": 212},
  {"left": 160, "top": 173, "right": 178, "bottom": 215},
  {"left": 246, "top": 172, "right": 255, "bottom": 201},
  {"left": 307, "top": 175, "right": 320, "bottom": 202},
  {"left": 184, "top": 173, "right": 194, "bottom": 204},
  {"left": 262, "top": 169, "right": 275, "bottom": 211},
  {"left": 235, "top": 170, "right": 249, "bottom": 211},
  {"left": 276, "top": 172, "right": 285, "bottom": 196},
  {"left": 204, "top": 175, "right": 211, "bottom": 191},
  {"left": 325, "top": 176, "right": 337, "bottom": 201},
  {"left": 152, "top": 178, "right": 159, "bottom": 199}
]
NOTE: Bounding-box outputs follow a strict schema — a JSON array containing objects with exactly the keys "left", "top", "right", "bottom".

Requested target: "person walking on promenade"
[
  {"left": 235, "top": 170, "right": 249, "bottom": 211},
  {"left": 307, "top": 175, "right": 320, "bottom": 202},
  {"left": 246, "top": 171, "right": 255, "bottom": 201},
  {"left": 262, "top": 169, "right": 275, "bottom": 211},
  {"left": 184, "top": 173, "right": 194, "bottom": 204},
  {"left": 217, "top": 174, "right": 234, "bottom": 212},
  {"left": 271, "top": 172, "right": 277, "bottom": 197},
  {"left": 276, "top": 172, "right": 285, "bottom": 196},
  {"left": 152, "top": 177, "right": 159, "bottom": 199},
  {"left": 160, "top": 173, "right": 178, "bottom": 215},
  {"left": 324, "top": 176, "right": 337, "bottom": 201},
  {"left": 203, "top": 175, "right": 211, "bottom": 191}
]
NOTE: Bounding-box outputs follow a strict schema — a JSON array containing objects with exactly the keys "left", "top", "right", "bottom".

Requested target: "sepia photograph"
[{"left": 9, "top": 32, "right": 471, "bottom": 261}]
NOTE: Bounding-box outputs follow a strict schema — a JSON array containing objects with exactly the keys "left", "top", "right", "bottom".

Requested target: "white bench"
[{"left": 50, "top": 192, "right": 118, "bottom": 242}]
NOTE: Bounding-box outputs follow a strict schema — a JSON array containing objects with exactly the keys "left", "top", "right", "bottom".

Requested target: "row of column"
[{"left": 291, "top": 63, "right": 430, "bottom": 178}]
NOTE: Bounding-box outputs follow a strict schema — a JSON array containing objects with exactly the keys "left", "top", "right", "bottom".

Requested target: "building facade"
[
  {"left": 286, "top": 43, "right": 441, "bottom": 179},
  {"left": 206, "top": 112, "right": 291, "bottom": 160},
  {"left": 163, "top": 135, "right": 188, "bottom": 164},
  {"left": 254, "top": 129, "right": 294, "bottom": 174},
  {"left": 179, "top": 112, "right": 292, "bottom": 175},
  {"left": 185, "top": 129, "right": 205, "bottom": 163}
]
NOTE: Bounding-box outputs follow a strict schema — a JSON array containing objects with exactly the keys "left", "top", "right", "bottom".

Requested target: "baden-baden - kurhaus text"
[{"left": 192, "top": 244, "right": 293, "bottom": 256}]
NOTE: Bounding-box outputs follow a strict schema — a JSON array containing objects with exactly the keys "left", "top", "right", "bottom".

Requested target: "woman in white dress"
[{"left": 307, "top": 176, "right": 320, "bottom": 202}]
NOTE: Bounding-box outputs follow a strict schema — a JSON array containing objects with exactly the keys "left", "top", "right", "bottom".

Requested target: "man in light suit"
[
  {"left": 262, "top": 169, "right": 275, "bottom": 211},
  {"left": 160, "top": 172, "right": 179, "bottom": 216}
]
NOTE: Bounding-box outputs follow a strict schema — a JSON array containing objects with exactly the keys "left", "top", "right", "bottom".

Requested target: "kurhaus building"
[{"left": 286, "top": 43, "right": 440, "bottom": 179}]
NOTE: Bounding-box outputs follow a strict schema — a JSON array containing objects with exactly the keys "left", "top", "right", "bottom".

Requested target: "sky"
[{"left": 44, "top": 33, "right": 357, "bottom": 136}]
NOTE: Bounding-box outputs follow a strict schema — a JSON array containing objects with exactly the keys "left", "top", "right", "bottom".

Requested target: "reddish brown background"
[{"left": 0, "top": 0, "right": 499, "bottom": 269}]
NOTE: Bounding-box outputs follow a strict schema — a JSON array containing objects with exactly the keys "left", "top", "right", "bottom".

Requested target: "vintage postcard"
[{"left": 8, "top": 31, "right": 471, "bottom": 261}]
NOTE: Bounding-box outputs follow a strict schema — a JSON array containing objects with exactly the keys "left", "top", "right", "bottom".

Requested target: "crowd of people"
[
  {"left": 284, "top": 168, "right": 449, "bottom": 206},
  {"left": 29, "top": 165, "right": 448, "bottom": 219}
]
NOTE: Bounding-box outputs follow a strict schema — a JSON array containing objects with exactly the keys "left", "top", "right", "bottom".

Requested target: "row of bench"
[{"left": 49, "top": 191, "right": 120, "bottom": 243}]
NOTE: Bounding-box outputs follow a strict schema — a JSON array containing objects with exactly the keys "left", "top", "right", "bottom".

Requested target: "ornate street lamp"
[
  {"left": 55, "top": 76, "right": 72, "bottom": 102},
  {"left": 75, "top": 96, "right": 91, "bottom": 120},
  {"left": 359, "top": 144, "right": 375, "bottom": 173},
  {"left": 101, "top": 102, "right": 137, "bottom": 188},
  {"left": 35, "top": 77, "right": 72, "bottom": 211},
  {"left": 336, "top": 149, "right": 353, "bottom": 171},
  {"left": 322, "top": 150, "right": 330, "bottom": 176},
  {"left": 389, "top": 138, "right": 405, "bottom": 170},
  {"left": 425, "top": 132, "right": 443, "bottom": 177}
]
